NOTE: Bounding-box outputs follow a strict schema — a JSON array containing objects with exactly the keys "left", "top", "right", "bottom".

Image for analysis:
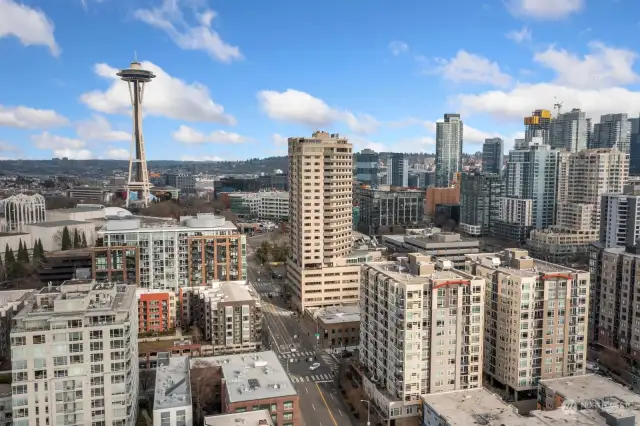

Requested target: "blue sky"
[{"left": 1, "top": 0, "right": 640, "bottom": 161}]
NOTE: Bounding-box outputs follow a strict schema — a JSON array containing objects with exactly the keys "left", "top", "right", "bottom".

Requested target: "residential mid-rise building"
[
  {"left": 381, "top": 231, "right": 480, "bottom": 269},
  {"left": 630, "top": 116, "right": 640, "bottom": 176},
  {"left": 179, "top": 281, "right": 262, "bottom": 354},
  {"left": 386, "top": 153, "right": 409, "bottom": 187},
  {"left": 600, "top": 189, "right": 640, "bottom": 249},
  {"left": 0, "top": 290, "right": 33, "bottom": 362},
  {"left": 164, "top": 173, "right": 196, "bottom": 194},
  {"left": 550, "top": 108, "right": 590, "bottom": 152},
  {"left": 98, "top": 213, "right": 246, "bottom": 290},
  {"left": 360, "top": 254, "right": 484, "bottom": 423},
  {"left": 10, "top": 280, "right": 139, "bottom": 426},
  {"left": 137, "top": 289, "right": 177, "bottom": 333},
  {"left": 152, "top": 353, "right": 193, "bottom": 426},
  {"left": 92, "top": 245, "right": 140, "bottom": 284},
  {"left": 459, "top": 172, "right": 502, "bottom": 237},
  {"left": 465, "top": 249, "right": 588, "bottom": 400},
  {"left": 481, "top": 138, "right": 503, "bottom": 175},
  {"left": 354, "top": 185, "right": 424, "bottom": 234},
  {"left": 435, "top": 114, "right": 463, "bottom": 187},
  {"left": 228, "top": 191, "right": 289, "bottom": 221},
  {"left": 593, "top": 113, "right": 632, "bottom": 153},
  {"left": 354, "top": 149, "right": 379, "bottom": 186},
  {"left": 528, "top": 148, "right": 628, "bottom": 264},
  {"left": 287, "top": 131, "right": 374, "bottom": 311}
]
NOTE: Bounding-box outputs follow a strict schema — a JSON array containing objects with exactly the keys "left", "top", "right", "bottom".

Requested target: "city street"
[{"left": 246, "top": 240, "right": 354, "bottom": 426}]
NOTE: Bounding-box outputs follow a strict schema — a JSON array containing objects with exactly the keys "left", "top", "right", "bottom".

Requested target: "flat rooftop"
[
  {"left": 204, "top": 410, "right": 274, "bottom": 426},
  {"left": 100, "top": 213, "right": 237, "bottom": 233},
  {"left": 540, "top": 374, "right": 640, "bottom": 406},
  {"left": 311, "top": 305, "right": 360, "bottom": 324},
  {"left": 0, "top": 290, "right": 34, "bottom": 310},
  {"left": 190, "top": 351, "right": 297, "bottom": 404},
  {"left": 45, "top": 248, "right": 92, "bottom": 259},
  {"left": 27, "top": 219, "right": 90, "bottom": 228},
  {"left": 191, "top": 281, "right": 259, "bottom": 307},
  {"left": 365, "top": 261, "right": 478, "bottom": 286},
  {"left": 153, "top": 354, "right": 192, "bottom": 411},
  {"left": 467, "top": 252, "right": 586, "bottom": 278},
  {"left": 50, "top": 206, "right": 103, "bottom": 213}
]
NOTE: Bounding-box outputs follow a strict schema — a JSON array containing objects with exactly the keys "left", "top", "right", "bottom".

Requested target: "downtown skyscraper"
[{"left": 435, "top": 113, "right": 463, "bottom": 188}]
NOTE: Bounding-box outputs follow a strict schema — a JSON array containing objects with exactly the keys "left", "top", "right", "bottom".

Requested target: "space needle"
[{"left": 117, "top": 56, "right": 155, "bottom": 208}]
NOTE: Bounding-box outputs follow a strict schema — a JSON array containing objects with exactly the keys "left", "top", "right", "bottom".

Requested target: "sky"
[{"left": 1, "top": 0, "right": 640, "bottom": 161}]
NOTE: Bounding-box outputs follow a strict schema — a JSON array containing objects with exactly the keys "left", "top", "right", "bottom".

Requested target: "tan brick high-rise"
[{"left": 286, "top": 131, "right": 362, "bottom": 311}]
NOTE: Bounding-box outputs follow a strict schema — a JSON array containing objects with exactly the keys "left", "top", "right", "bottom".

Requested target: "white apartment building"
[
  {"left": 179, "top": 281, "right": 262, "bottom": 354},
  {"left": 228, "top": 191, "right": 289, "bottom": 220},
  {"left": 550, "top": 108, "right": 590, "bottom": 152},
  {"left": 465, "top": 249, "right": 588, "bottom": 400},
  {"left": 287, "top": 131, "right": 375, "bottom": 311},
  {"left": 529, "top": 148, "right": 628, "bottom": 264},
  {"left": 98, "top": 213, "right": 246, "bottom": 290},
  {"left": 153, "top": 353, "right": 193, "bottom": 426},
  {"left": 359, "top": 254, "right": 485, "bottom": 423},
  {"left": 10, "top": 280, "right": 139, "bottom": 426}
]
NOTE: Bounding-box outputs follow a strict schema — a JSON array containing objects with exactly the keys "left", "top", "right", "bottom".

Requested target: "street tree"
[{"left": 61, "top": 227, "right": 72, "bottom": 251}]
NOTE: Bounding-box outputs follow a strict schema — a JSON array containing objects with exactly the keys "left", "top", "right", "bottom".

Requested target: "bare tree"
[{"left": 190, "top": 325, "right": 202, "bottom": 345}]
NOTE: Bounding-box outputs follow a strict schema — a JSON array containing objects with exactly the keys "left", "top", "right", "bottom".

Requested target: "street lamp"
[{"left": 361, "top": 399, "right": 371, "bottom": 426}]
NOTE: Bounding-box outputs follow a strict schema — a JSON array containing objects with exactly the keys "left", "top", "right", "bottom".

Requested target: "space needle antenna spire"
[{"left": 116, "top": 56, "right": 155, "bottom": 208}]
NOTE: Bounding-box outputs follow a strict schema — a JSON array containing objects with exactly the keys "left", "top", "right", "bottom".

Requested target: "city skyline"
[{"left": 1, "top": 0, "right": 640, "bottom": 161}]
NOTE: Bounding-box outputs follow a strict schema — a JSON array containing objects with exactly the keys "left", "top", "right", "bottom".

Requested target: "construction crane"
[{"left": 553, "top": 99, "right": 564, "bottom": 117}]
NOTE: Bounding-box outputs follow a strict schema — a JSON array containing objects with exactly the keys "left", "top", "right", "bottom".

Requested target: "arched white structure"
[{"left": 1, "top": 193, "right": 46, "bottom": 231}]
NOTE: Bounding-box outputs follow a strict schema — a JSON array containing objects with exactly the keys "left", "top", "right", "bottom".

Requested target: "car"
[{"left": 309, "top": 363, "right": 321, "bottom": 371}]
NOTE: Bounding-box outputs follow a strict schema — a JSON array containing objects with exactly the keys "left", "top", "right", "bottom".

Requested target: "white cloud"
[
  {"left": 181, "top": 155, "right": 224, "bottom": 162},
  {"left": 350, "top": 134, "right": 435, "bottom": 154},
  {"left": 134, "top": 0, "right": 241, "bottom": 63},
  {"left": 388, "top": 41, "right": 408, "bottom": 56},
  {"left": 271, "top": 133, "right": 288, "bottom": 146},
  {"left": 32, "top": 132, "right": 93, "bottom": 159},
  {"left": 257, "top": 89, "right": 380, "bottom": 134},
  {"left": 172, "top": 125, "right": 250, "bottom": 144},
  {"left": 102, "top": 147, "right": 129, "bottom": 160},
  {"left": 0, "top": 104, "right": 68, "bottom": 129},
  {"left": 0, "top": 141, "right": 17, "bottom": 152},
  {"left": 506, "top": 27, "right": 532, "bottom": 44},
  {"left": 76, "top": 115, "right": 130, "bottom": 141},
  {"left": 433, "top": 51, "right": 512, "bottom": 88},
  {"left": 534, "top": 42, "right": 639, "bottom": 89},
  {"left": 80, "top": 61, "right": 236, "bottom": 124},
  {"left": 506, "top": 0, "right": 584, "bottom": 19},
  {"left": 0, "top": 0, "right": 60, "bottom": 56}
]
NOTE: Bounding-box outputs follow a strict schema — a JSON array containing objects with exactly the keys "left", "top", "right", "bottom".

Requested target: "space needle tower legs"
[{"left": 117, "top": 57, "right": 156, "bottom": 208}]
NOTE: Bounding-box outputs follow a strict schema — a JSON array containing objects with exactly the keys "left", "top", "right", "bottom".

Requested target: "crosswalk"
[
  {"left": 319, "top": 352, "right": 339, "bottom": 371},
  {"left": 289, "top": 373, "right": 333, "bottom": 383},
  {"left": 278, "top": 350, "right": 316, "bottom": 359}
]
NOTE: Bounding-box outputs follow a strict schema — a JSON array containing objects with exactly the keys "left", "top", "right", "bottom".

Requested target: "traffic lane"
[
  {"left": 318, "top": 382, "right": 354, "bottom": 425},
  {"left": 295, "top": 382, "right": 338, "bottom": 426}
]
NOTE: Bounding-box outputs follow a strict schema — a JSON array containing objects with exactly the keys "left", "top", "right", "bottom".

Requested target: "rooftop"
[
  {"left": 365, "top": 259, "right": 478, "bottom": 286},
  {"left": 0, "top": 290, "right": 34, "bottom": 311},
  {"left": 540, "top": 374, "right": 640, "bottom": 407},
  {"left": 311, "top": 305, "right": 360, "bottom": 324},
  {"left": 188, "top": 281, "right": 259, "bottom": 307},
  {"left": 100, "top": 213, "right": 237, "bottom": 233},
  {"left": 26, "top": 219, "right": 90, "bottom": 228},
  {"left": 190, "top": 351, "right": 297, "bottom": 404},
  {"left": 204, "top": 410, "right": 274, "bottom": 426},
  {"left": 50, "top": 206, "right": 103, "bottom": 213},
  {"left": 45, "top": 248, "right": 92, "bottom": 259},
  {"left": 466, "top": 250, "right": 587, "bottom": 278},
  {"left": 153, "top": 353, "right": 192, "bottom": 411}
]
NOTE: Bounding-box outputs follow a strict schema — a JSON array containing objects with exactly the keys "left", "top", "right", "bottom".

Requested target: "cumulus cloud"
[
  {"left": 102, "top": 147, "right": 129, "bottom": 160},
  {"left": 76, "top": 115, "right": 129, "bottom": 141},
  {"left": 388, "top": 41, "right": 409, "bottom": 56},
  {"left": 506, "top": 0, "right": 584, "bottom": 19},
  {"left": 80, "top": 61, "right": 236, "bottom": 124},
  {"left": 172, "top": 125, "right": 250, "bottom": 144},
  {"left": 133, "top": 0, "right": 241, "bottom": 63},
  {"left": 0, "top": 0, "right": 60, "bottom": 55},
  {"left": 0, "top": 104, "right": 68, "bottom": 129},
  {"left": 432, "top": 51, "right": 512, "bottom": 88},
  {"left": 32, "top": 132, "right": 93, "bottom": 159},
  {"left": 257, "top": 89, "right": 380, "bottom": 134},
  {"left": 181, "top": 155, "right": 224, "bottom": 162},
  {"left": 506, "top": 27, "right": 532, "bottom": 44}
]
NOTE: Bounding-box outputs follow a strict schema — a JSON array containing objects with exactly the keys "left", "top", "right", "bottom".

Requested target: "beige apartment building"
[
  {"left": 359, "top": 254, "right": 485, "bottom": 425},
  {"left": 287, "top": 131, "right": 370, "bottom": 311},
  {"left": 465, "top": 249, "right": 589, "bottom": 401},
  {"left": 528, "top": 148, "right": 627, "bottom": 264}
]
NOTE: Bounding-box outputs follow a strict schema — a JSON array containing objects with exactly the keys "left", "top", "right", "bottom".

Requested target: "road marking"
[
  {"left": 305, "top": 387, "right": 308, "bottom": 394},
  {"left": 312, "top": 404, "right": 316, "bottom": 411},
  {"left": 338, "top": 409, "right": 343, "bottom": 417},
  {"left": 315, "top": 382, "right": 338, "bottom": 426}
]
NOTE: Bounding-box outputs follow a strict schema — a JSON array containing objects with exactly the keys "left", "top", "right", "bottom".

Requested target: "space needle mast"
[{"left": 117, "top": 55, "right": 155, "bottom": 208}]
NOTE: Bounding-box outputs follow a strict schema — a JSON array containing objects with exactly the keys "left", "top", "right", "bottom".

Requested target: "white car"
[{"left": 309, "top": 363, "right": 321, "bottom": 371}]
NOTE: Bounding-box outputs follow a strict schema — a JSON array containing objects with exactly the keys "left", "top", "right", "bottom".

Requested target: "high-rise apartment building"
[
  {"left": 10, "top": 280, "right": 139, "bottom": 426},
  {"left": 386, "top": 153, "right": 409, "bottom": 187},
  {"left": 629, "top": 116, "right": 640, "bottom": 175},
  {"left": 459, "top": 172, "right": 502, "bottom": 237},
  {"left": 435, "top": 114, "right": 463, "bottom": 188},
  {"left": 360, "top": 254, "right": 485, "bottom": 423},
  {"left": 600, "top": 190, "right": 640, "bottom": 249},
  {"left": 593, "top": 113, "right": 632, "bottom": 153},
  {"left": 465, "top": 249, "right": 589, "bottom": 400},
  {"left": 528, "top": 148, "right": 628, "bottom": 264},
  {"left": 98, "top": 214, "right": 246, "bottom": 291},
  {"left": 481, "top": 138, "right": 504, "bottom": 175},
  {"left": 286, "top": 131, "right": 374, "bottom": 311},
  {"left": 354, "top": 149, "right": 379, "bottom": 186},
  {"left": 550, "top": 108, "right": 590, "bottom": 152},
  {"left": 354, "top": 186, "right": 424, "bottom": 234},
  {"left": 524, "top": 109, "right": 552, "bottom": 144}
]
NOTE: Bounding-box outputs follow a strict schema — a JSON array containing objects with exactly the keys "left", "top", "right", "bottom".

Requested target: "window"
[
  {"left": 270, "top": 403, "right": 277, "bottom": 412},
  {"left": 283, "top": 401, "right": 293, "bottom": 410},
  {"left": 160, "top": 412, "right": 170, "bottom": 426},
  {"left": 176, "top": 410, "right": 186, "bottom": 426},
  {"left": 90, "top": 330, "right": 102, "bottom": 340},
  {"left": 235, "top": 407, "right": 246, "bottom": 413},
  {"left": 284, "top": 412, "right": 293, "bottom": 420},
  {"left": 33, "top": 335, "right": 45, "bottom": 344},
  {"left": 90, "top": 342, "right": 103, "bottom": 352}
]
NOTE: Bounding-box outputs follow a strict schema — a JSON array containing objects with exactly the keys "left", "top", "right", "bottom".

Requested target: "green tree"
[
  {"left": 4, "top": 247, "right": 16, "bottom": 280},
  {"left": 19, "top": 240, "right": 30, "bottom": 263},
  {"left": 81, "top": 232, "right": 88, "bottom": 248},
  {"left": 0, "top": 254, "right": 4, "bottom": 282},
  {"left": 255, "top": 240, "right": 271, "bottom": 265},
  {"left": 61, "top": 227, "right": 72, "bottom": 251},
  {"left": 17, "top": 240, "right": 23, "bottom": 262},
  {"left": 73, "top": 229, "right": 80, "bottom": 248},
  {"left": 37, "top": 239, "right": 46, "bottom": 262}
]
